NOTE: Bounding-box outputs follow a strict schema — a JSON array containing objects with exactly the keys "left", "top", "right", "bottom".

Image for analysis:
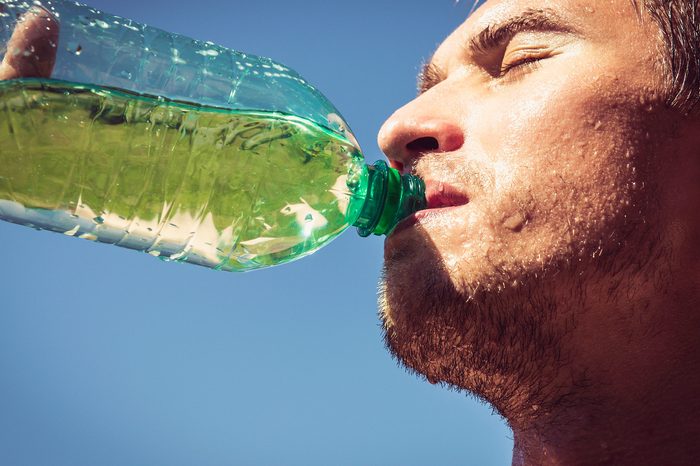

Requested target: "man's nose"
[{"left": 377, "top": 102, "right": 464, "bottom": 173}]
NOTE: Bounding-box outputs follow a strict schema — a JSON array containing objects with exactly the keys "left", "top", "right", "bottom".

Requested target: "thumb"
[{"left": 0, "top": 6, "right": 60, "bottom": 80}]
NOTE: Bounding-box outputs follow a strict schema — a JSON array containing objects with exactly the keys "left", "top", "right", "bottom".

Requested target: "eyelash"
[{"left": 498, "top": 56, "right": 543, "bottom": 79}]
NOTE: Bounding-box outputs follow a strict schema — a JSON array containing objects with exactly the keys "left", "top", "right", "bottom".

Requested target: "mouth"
[
  {"left": 424, "top": 180, "right": 470, "bottom": 209},
  {"left": 390, "top": 180, "right": 470, "bottom": 236}
]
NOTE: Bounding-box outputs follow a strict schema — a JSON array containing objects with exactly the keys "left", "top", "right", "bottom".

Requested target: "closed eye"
[{"left": 498, "top": 54, "right": 546, "bottom": 79}]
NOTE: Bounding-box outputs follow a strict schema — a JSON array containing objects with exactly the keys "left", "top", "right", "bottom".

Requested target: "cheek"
[{"left": 448, "top": 76, "right": 655, "bottom": 274}]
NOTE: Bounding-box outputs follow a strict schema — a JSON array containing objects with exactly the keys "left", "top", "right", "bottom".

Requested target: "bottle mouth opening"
[{"left": 350, "top": 160, "right": 426, "bottom": 237}]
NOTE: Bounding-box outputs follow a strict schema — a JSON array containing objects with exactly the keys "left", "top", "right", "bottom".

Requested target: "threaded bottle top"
[{"left": 347, "top": 161, "right": 426, "bottom": 237}]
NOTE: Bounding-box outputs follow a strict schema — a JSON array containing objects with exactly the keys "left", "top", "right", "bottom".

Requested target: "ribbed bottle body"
[
  {"left": 0, "top": 0, "right": 373, "bottom": 271},
  {"left": 0, "top": 0, "right": 349, "bottom": 134},
  {"left": 0, "top": 79, "right": 365, "bottom": 271}
]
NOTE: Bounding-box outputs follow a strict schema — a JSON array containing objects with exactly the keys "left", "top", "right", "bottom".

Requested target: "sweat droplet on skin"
[{"left": 502, "top": 212, "right": 529, "bottom": 232}]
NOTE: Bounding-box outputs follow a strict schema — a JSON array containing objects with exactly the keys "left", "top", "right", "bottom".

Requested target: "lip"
[
  {"left": 424, "top": 180, "right": 470, "bottom": 209},
  {"left": 389, "top": 180, "right": 469, "bottom": 236}
]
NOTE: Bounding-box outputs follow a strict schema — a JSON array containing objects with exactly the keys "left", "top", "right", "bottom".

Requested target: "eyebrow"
[{"left": 417, "top": 8, "right": 576, "bottom": 94}]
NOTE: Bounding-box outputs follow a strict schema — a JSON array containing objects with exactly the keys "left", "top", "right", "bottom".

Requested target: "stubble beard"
[{"left": 378, "top": 205, "right": 665, "bottom": 424}]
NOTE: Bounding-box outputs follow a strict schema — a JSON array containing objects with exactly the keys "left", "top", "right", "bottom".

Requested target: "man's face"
[{"left": 378, "top": 0, "right": 681, "bottom": 411}]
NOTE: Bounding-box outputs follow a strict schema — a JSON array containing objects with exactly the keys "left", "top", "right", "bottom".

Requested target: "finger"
[{"left": 0, "top": 6, "right": 60, "bottom": 80}]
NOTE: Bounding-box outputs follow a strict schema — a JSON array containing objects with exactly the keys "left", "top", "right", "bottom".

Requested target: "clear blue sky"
[{"left": 0, "top": 1, "right": 513, "bottom": 464}]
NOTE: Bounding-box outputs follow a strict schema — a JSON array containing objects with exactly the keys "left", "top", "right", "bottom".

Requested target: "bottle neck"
[{"left": 349, "top": 161, "right": 426, "bottom": 237}]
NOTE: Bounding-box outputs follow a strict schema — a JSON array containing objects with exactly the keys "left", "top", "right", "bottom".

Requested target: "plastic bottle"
[{"left": 0, "top": 0, "right": 426, "bottom": 271}]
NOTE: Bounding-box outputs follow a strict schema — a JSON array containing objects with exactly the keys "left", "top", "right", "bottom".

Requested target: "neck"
[
  {"left": 508, "top": 271, "right": 700, "bottom": 466},
  {"left": 510, "top": 372, "right": 700, "bottom": 465}
]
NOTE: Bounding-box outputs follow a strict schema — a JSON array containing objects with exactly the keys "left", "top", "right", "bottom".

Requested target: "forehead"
[{"left": 433, "top": 0, "right": 646, "bottom": 63}]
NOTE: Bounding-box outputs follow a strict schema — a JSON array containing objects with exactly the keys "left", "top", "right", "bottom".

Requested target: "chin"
[
  {"left": 378, "top": 209, "right": 658, "bottom": 411},
  {"left": 378, "top": 237, "right": 571, "bottom": 414},
  {"left": 381, "top": 220, "right": 535, "bottom": 331},
  {"left": 381, "top": 225, "right": 451, "bottom": 327}
]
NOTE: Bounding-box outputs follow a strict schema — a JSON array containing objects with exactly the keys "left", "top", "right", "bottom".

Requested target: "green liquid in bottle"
[
  {"left": 0, "top": 0, "right": 427, "bottom": 272},
  {"left": 0, "top": 78, "right": 375, "bottom": 271}
]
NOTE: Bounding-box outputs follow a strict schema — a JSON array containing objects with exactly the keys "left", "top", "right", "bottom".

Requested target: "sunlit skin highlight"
[{"left": 378, "top": 0, "right": 700, "bottom": 464}]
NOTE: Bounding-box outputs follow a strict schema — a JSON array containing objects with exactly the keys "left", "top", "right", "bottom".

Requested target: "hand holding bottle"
[{"left": 0, "top": 6, "right": 58, "bottom": 80}]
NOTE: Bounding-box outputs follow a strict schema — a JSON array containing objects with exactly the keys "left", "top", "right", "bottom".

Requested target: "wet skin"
[
  {"left": 378, "top": 0, "right": 700, "bottom": 464},
  {"left": 4, "top": 1, "right": 700, "bottom": 463}
]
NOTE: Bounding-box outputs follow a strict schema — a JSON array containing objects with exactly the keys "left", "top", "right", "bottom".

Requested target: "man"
[
  {"left": 377, "top": 0, "right": 700, "bottom": 464},
  {"left": 4, "top": 1, "right": 699, "bottom": 462}
]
